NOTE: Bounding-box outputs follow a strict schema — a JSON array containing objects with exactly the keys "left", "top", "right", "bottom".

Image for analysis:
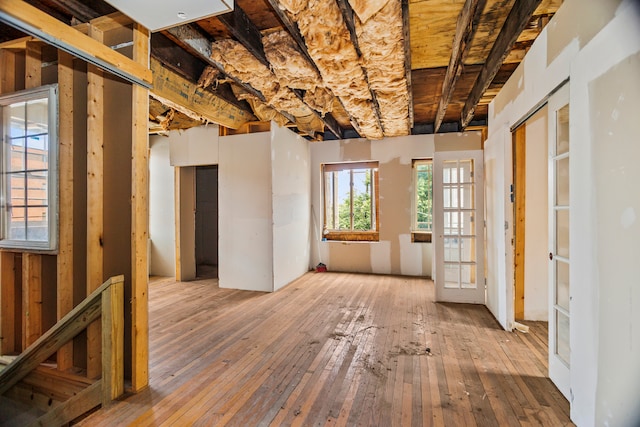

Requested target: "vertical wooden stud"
[
  {"left": 0, "top": 49, "right": 18, "bottom": 355},
  {"left": 0, "top": 252, "right": 17, "bottom": 354},
  {"left": 56, "top": 50, "right": 74, "bottom": 371},
  {"left": 101, "top": 277, "right": 124, "bottom": 405},
  {"left": 86, "top": 25, "right": 105, "bottom": 379},
  {"left": 131, "top": 22, "right": 150, "bottom": 391},
  {"left": 23, "top": 41, "right": 43, "bottom": 350},
  {"left": 22, "top": 253, "right": 42, "bottom": 348},
  {"left": 513, "top": 125, "right": 526, "bottom": 320}
]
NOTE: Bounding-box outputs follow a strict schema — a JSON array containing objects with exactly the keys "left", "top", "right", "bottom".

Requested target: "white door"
[
  {"left": 548, "top": 84, "right": 571, "bottom": 399},
  {"left": 434, "top": 150, "right": 485, "bottom": 303}
]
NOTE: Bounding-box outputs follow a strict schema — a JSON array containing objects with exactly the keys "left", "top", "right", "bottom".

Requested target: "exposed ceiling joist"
[
  {"left": 217, "top": 5, "right": 269, "bottom": 67},
  {"left": 150, "top": 32, "right": 252, "bottom": 115},
  {"left": 150, "top": 56, "right": 255, "bottom": 129},
  {"left": 402, "top": 0, "right": 414, "bottom": 128},
  {"left": 434, "top": 0, "right": 487, "bottom": 132},
  {"left": 163, "top": 24, "right": 268, "bottom": 104},
  {"left": 264, "top": 0, "right": 316, "bottom": 68},
  {"left": 461, "top": 0, "right": 542, "bottom": 128},
  {"left": 217, "top": 6, "right": 343, "bottom": 139}
]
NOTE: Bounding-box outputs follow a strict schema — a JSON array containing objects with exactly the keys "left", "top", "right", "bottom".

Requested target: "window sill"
[
  {"left": 411, "top": 232, "right": 432, "bottom": 243},
  {"left": 323, "top": 231, "right": 379, "bottom": 242}
]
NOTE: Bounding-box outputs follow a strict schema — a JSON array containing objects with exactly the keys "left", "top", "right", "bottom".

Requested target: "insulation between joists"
[
  {"left": 353, "top": 0, "right": 410, "bottom": 136},
  {"left": 282, "top": 0, "right": 384, "bottom": 139},
  {"left": 210, "top": 39, "right": 324, "bottom": 134}
]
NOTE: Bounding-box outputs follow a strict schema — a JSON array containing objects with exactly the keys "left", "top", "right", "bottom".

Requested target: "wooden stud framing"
[
  {"left": 131, "top": 22, "right": 149, "bottom": 391},
  {"left": 56, "top": 50, "right": 74, "bottom": 371},
  {"left": 0, "top": 48, "right": 18, "bottom": 356},
  {"left": 22, "top": 254, "right": 42, "bottom": 348},
  {"left": 513, "top": 125, "right": 526, "bottom": 320},
  {"left": 101, "top": 278, "right": 124, "bottom": 404},
  {"left": 0, "top": 0, "right": 152, "bottom": 87},
  {"left": 86, "top": 24, "right": 104, "bottom": 380},
  {"left": 0, "top": 252, "right": 17, "bottom": 354},
  {"left": 22, "top": 40, "right": 43, "bottom": 351}
]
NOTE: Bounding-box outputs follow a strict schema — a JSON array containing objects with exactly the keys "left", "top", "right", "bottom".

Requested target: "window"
[
  {"left": 412, "top": 159, "right": 433, "bottom": 243},
  {"left": 0, "top": 85, "right": 58, "bottom": 251},
  {"left": 323, "top": 161, "right": 379, "bottom": 241}
]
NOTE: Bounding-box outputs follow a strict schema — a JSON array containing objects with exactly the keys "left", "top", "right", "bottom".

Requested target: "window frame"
[
  {"left": 0, "top": 84, "right": 59, "bottom": 252},
  {"left": 412, "top": 158, "right": 433, "bottom": 243},
  {"left": 322, "top": 161, "right": 379, "bottom": 242}
]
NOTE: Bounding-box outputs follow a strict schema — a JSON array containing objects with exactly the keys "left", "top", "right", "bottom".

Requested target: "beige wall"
[{"left": 310, "top": 132, "right": 481, "bottom": 276}]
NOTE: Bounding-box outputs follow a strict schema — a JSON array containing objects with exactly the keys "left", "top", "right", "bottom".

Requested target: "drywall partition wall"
[
  {"left": 591, "top": 50, "right": 640, "bottom": 427},
  {"left": 149, "top": 136, "right": 176, "bottom": 277},
  {"left": 219, "top": 132, "right": 274, "bottom": 292},
  {"left": 523, "top": 106, "right": 548, "bottom": 321},
  {"left": 271, "top": 124, "right": 310, "bottom": 291},
  {"left": 169, "top": 125, "right": 220, "bottom": 166},
  {"left": 310, "top": 132, "right": 480, "bottom": 276},
  {"left": 484, "top": 0, "right": 640, "bottom": 424}
]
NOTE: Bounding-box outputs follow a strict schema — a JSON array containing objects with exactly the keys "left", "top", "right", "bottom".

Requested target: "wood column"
[
  {"left": 131, "top": 22, "right": 150, "bottom": 391},
  {"left": 22, "top": 40, "right": 43, "bottom": 350},
  {"left": 0, "top": 48, "right": 19, "bottom": 355},
  {"left": 56, "top": 50, "right": 74, "bottom": 370},
  {"left": 86, "top": 25, "right": 105, "bottom": 379}
]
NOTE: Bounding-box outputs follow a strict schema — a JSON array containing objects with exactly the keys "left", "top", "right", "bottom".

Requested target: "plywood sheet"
[
  {"left": 409, "top": 0, "right": 465, "bottom": 69},
  {"left": 411, "top": 67, "right": 446, "bottom": 124}
]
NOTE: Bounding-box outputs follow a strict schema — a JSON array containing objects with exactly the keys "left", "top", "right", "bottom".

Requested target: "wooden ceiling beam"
[
  {"left": 150, "top": 57, "right": 255, "bottom": 129},
  {"left": 434, "top": 0, "right": 486, "bottom": 132},
  {"left": 46, "top": 0, "right": 102, "bottom": 22},
  {"left": 163, "top": 24, "right": 269, "bottom": 103},
  {"left": 216, "top": 4, "right": 343, "bottom": 139},
  {"left": 151, "top": 32, "right": 252, "bottom": 115},
  {"left": 461, "top": 0, "right": 542, "bottom": 128},
  {"left": 217, "top": 6, "right": 269, "bottom": 67},
  {"left": 402, "top": 0, "right": 414, "bottom": 128},
  {"left": 264, "top": 0, "right": 317, "bottom": 70}
]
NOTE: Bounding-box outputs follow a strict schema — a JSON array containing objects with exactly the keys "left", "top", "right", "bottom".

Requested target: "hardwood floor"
[{"left": 78, "top": 272, "right": 573, "bottom": 426}]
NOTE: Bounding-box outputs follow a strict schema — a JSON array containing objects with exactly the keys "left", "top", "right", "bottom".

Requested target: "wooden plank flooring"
[{"left": 78, "top": 272, "right": 573, "bottom": 426}]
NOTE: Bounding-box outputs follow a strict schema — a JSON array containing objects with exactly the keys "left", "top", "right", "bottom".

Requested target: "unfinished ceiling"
[{"left": 0, "top": 0, "right": 563, "bottom": 139}]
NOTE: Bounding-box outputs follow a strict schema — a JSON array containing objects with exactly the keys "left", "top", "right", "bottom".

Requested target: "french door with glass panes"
[
  {"left": 548, "top": 84, "right": 571, "bottom": 399},
  {"left": 434, "top": 150, "right": 485, "bottom": 303}
]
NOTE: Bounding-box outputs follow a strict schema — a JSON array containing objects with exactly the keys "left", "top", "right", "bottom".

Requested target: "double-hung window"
[
  {"left": 0, "top": 85, "right": 58, "bottom": 251},
  {"left": 323, "top": 161, "right": 379, "bottom": 241},
  {"left": 412, "top": 158, "right": 433, "bottom": 242}
]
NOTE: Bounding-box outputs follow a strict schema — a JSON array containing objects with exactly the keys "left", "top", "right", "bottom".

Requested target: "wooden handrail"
[{"left": 0, "top": 275, "right": 124, "bottom": 395}]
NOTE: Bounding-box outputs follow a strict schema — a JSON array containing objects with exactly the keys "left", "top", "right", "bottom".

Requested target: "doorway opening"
[
  {"left": 511, "top": 105, "right": 549, "bottom": 324},
  {"left": 195, "top": 165, "right": 219, "bottom": 279}
]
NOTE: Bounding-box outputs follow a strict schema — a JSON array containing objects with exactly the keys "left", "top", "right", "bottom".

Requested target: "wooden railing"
[{"left": 0, "top": 275, "right": 124, "bottom": 426}]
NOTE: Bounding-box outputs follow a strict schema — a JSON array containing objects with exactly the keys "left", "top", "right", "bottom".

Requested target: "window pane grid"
[
  {"left": 1, "top": 86, "right": 56, "bottom": 250},
  {"left": 323, "top": 162, "right": 378, "bottom": 235}
]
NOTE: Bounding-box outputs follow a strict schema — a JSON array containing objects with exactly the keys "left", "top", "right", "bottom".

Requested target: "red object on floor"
[{"left": 316, "top": 263, "right": 327, "bottom": 272}]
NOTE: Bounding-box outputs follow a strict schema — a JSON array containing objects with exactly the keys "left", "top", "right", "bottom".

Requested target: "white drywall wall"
[
  {"left": 149, "top": 136, "right": 175, "bottom": 277},
  {"left": 271, "top": 124, "right": 311, "bottom": 291},
  {"left": 484, "top": 0, "right": 640, "bottom": 424},
  {"left": 169, "top": 125, "right": 219, "bottom": 166},
  {"left": 524, "top": 107, "right": 548, "bottom": 321},
  {"left": 218, "top": 132, "right": 274, "bottom": 292}
]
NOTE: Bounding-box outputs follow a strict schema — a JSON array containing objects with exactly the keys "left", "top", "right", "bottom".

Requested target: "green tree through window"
[
  {"left": 414, "top": 159, "right": 433, "bottom": 232},
  {"left": 323, "top": 162, "right": 378, "bottom": 240}
]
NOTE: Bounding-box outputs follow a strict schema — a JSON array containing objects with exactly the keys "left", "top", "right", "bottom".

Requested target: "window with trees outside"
[
  {"left": 412, "top": 159, "right": 433, "bottom": 243},
  {"left": 322, "top": 161, "right": 379, "bottom": 241},
  {"left": 0, "top": 85, "right": 58, "bottom": 251}
]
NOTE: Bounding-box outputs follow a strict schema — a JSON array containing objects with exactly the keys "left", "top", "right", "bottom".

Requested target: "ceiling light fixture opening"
[{"left": 177, "top": 12, "right": 188, "bottom": 20}]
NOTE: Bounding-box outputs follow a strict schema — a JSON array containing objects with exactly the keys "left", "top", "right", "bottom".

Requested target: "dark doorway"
[{"left": 195, "top": 165, "right": 218, "bottom": 279}]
